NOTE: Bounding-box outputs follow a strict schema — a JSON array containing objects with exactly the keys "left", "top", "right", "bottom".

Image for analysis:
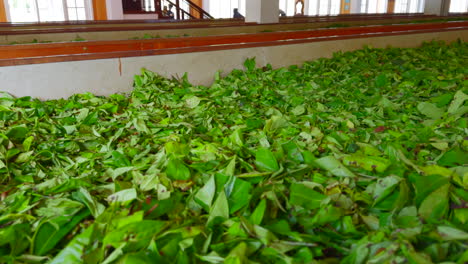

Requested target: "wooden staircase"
[{"left": 158, "top": 0, "right": 213, "bottom": 20}]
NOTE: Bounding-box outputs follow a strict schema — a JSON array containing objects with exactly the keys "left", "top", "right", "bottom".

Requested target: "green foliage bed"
[{"left": 0, "top": 41, "right": 467, "bottom": 263}]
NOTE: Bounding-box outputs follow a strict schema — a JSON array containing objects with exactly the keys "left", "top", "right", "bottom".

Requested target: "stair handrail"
[
  {"left": 166, "top": 0, "right": 196, "bottom": 19},
  {"left": 165, "top": 0, "right": 213, "bottom": 19},
  {"left": 183, "top": 0, "right": 213, "bottom": 19}
]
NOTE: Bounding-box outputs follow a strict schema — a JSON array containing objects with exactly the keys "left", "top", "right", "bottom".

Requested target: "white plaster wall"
[
  {"left": 424, "top": 0, "right": 450, "bottom": 15},
  {"left": 4, "top": 0, "right": 11, "bottom": 22},
  {"left": 246, "top": 0, "right": 262, "bottom": 23},
  {"left": 106, "top": 0, "right": 124, "bottom": 20},
  {"left": 261, "top": 0, "right": 279, "bottom": 23},
  {"left": 350, "top": 0, "right": 362, "bottom": 14},
  {"left": 303, "top": 0, "right": 310, "bottom": 15},
  {"left": 0, "top": 30, "right": 466, "bottom": 99},
  {"left": 246, "top": 0, "right": 279, "bottom": 24},
  {"left": 202, "top": 0, "right": 210, "bottom": 13}
]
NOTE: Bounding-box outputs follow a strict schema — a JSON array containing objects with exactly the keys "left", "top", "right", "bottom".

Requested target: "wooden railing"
[
  {"left": 166, "top": 0, "right": 193, "bottom": 20},
  {"left": 162, "top": 0, "right": 213, "bottom": 20},
  {"left": 0, "top": 13, "right": 444, "bottom": 33},
  {"left": 0, "top": 21, "right": 465, "bottom": 66},
  {"left": 0, "top": 13, "right": 442, "bottom": 28},
  {"left": 183, "top": 0, "right": 213, "bottom": 19}
]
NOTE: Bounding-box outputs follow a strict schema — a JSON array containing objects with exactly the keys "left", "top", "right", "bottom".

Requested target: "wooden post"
[
  {"left": 340, "top": 0, "right": 351, "bottom": 14},
  {"left": 0, "top": 0, "right": 8, "bottom": 22},
  {"left": 190, "top": 0, "right": 202, "bottom": 18},
  {"left": 155, "top": 0, "right": 162, "bottom": 17},
  {"left": 92, "top": 0, "right": 108, "bottom": 20},
  {"left": 176, "top": 0, "right": 181, "bottom": 19}
]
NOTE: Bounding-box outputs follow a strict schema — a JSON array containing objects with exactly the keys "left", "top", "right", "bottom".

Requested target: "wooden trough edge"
[{"left": 0, "top": 22, "right": 466, "bottom": 67}]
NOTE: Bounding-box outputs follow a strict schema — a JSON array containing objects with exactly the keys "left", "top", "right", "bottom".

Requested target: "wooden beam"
[
  {"left": 0, "top": 0, "right": 8, "bottom": 22},
  {"left": 93, "top": 0, "right": 107, "bottom": 20},
  {"left": 387, "top": 0, "right": 395, "bottom": 14}
]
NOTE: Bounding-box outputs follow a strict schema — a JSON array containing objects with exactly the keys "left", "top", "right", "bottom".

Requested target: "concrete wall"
[{"left": 0, "top": 30, "right": 466, "bottom": 99}]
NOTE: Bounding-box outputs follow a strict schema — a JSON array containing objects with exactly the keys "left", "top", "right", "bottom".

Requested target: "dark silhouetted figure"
[
  {"left": 167, "top": 4, "right": 174, "bottom": 19},
  {"left": 233, "top": 8, "right": 244, "bottom": 19}
]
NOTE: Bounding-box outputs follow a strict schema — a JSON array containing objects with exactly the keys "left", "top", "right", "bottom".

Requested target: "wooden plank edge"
[{"left": 0, "top": 27, "right": 465, "bottom": 67}]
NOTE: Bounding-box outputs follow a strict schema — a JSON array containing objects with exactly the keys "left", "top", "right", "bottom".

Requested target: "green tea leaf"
[
  {"left": 103, "top": 220, "right": 166, "bottom": 250},
  {"left": 6, "top": 126, "right": 29, "bottom": 141},
  {"left": 313, "top": 156, "right": 355, "bottom": 177},
  {"left": 33, "top": 210, "right": 90, "bottom": 255},
  {"left": 447, "top": 90, "right": 468, "bottom": 114},
  {"left": 249, "top": 199, "right": 267, "bottom": 225},
  {"left": 419, "top": 184, "right": 449, "bottom": 220},
  {"left": 366, "top": 175, "right": 401, "bottom": 205},
  {"left": 417, "top": 102, "right": 444, "bottom": 119},
  {"left": 437, "top": 226, "right": 468, "bottom": 241},
  {"left": 2, "top": 42, "right": 467, "bottom": 262},
  {"left": 227, "top": 178, "right": 252, "bottom": 213},
  {"left": 108, "top": 189, "right": 138, "bottom": 205},
  {"left": 194, "top": 175, "right": 216, "bottom": 212},
  {"left": 255, "top": 148, "right": 279, "bottom": 172},
  {"left": 207, "top": 190, "right": 229, "bottom": 227},
  {"left": 49, "top": 225, "right": 97, "bottom": 264},
  {"left": 289, "top": 182, "right": 326, "bottom": 209},
  {"left": 166, "top": 158, "right": 191, "bottom": 180},
  {"left": 343, "top": 154, "right": 391, "bottom": 172}
]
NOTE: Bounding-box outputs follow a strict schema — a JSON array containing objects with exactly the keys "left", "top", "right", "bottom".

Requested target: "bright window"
[
  {"left": 7, "top": 0, "right": 39, "bottom": 22},
  {"left": 279, "top": 0, "right": 296, "bottom": 16},
  {"left": 6, "top": 0, "right": 92, "bottom": 22},
  {"left": 38, "top": 0, "right": 65, "bottom": 21},
  {"left": 209, "top": 0, "right": 246, "bottom": 18},
  {"left": 361, "top": 0, "right": 387, "bottom": 13},
  {"left": 308, "top": 0, "right": 341, "bottom": 15},
  {"left": 210, "top": 0, "right": 325, "bottom": 19},
  {"left": 144, "top": 0, "right": 156, "bottom": 12},
  {"left": 449, "top": 0, "right": 468, "bottom": 13},
  {"left": 308, "top": 0, "right": 319, "bottom": 15},
  {"left": 209, "top": 0, "right": 228, "bottom": 18},
  {"left": 360, "top": 0, "right": 367, "bottom": 12},
  {"left": 329, "top": 0, "right": 340, "bottom": 14},
  {"left": 319, "top": 0, "right": 330, "bottom": 14},
  {"left": 67, "top": 0, "right": 87, "bottom": 21},
  {"left": 394, "top": 0, "right": 424, "bottom": 13}
]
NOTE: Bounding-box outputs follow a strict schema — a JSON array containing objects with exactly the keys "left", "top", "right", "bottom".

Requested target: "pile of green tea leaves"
[{"left": 1, "top": 41, "right": 467, "bottom": 263}]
